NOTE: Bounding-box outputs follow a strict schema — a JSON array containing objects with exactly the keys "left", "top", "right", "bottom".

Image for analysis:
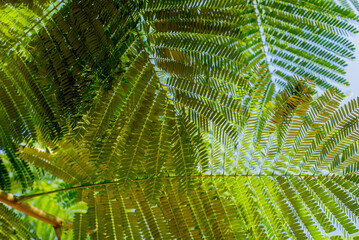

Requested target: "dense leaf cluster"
[{"left": 1, "top": 0, "right": 359, "bottom": 239}]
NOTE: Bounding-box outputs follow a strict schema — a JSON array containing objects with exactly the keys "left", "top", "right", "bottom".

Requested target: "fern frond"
[
  {"left": 333, "top": 0, "right": 359, "bottom": 13},
  {"left": 249, "top": 0, "right": 358, "bottom": 90},
  {"left": 0, "top": 203, "right": 38, "bottom": 239},
  {"left": 1, "top": 0, "right": 359, "bottom": 239}
]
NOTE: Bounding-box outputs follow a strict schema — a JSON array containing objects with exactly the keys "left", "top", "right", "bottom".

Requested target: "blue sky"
[{"left": 343, "top": 36, "right": 359, "bottom": 102}]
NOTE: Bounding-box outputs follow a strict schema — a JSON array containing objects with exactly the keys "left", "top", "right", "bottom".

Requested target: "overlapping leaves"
[
  {"left": 0, "top": 0, "right": 357, "bottom": 190},
  {"left": 1, "top": 0, "right": 359, "bottom": 239},
  {"left": 334, "top": 0, "right": 359, "bottom": 13},
  {"left": 0, "top": 204, "right": 38, "bottom": 239},
  {"left": 19, "top": 73, "right": 359, "bottom": 239}
]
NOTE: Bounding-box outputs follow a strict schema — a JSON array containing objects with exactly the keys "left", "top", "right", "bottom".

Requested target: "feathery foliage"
[
  {"left": 0, "top": 0, "right": 359, "bottom": 239},
  {"left": 334, "top": 0, "right": 359, "bottom": 13}
]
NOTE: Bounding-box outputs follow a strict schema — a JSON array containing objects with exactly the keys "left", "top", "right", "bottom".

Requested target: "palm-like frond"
[
  {"left": 49, "top": 174, "right": 359, "bottom": 239},
  {"left": 0, "top": 0, "right": 59, "bottom": 52},
  {"left": 0, "top": 0, "right": 356, "bottom": 189},
  {"left": 17, "top": 76, "right": 359, "bottom": 239},
  {"left": 1, "top": 0, "right": 359, "bottom": 239},
  {"left": 0, "top": 203, "right": 39, "bottom": 239},
  {"left": 142, "top": 0, "right": 358, "bottom": 90},
  {"left": 0, "top": 0, "right": 66, "bottom": 190},
  {"left": 6, "top": 0, "right": 254, "bottom": 193},
  {"left": 249, "top": 0, "right": 358, "bottom": 90},
  {"left": 334, "top": 0, "right": 359, "bottom": 13}
]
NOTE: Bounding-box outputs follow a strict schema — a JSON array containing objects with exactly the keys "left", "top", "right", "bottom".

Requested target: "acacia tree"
[{"left": 1, "top": 0, "right": 359, "bottom": 239}]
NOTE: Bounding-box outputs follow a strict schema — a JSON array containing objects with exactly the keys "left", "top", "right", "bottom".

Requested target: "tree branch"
[
  {"left": 0, "top": 189, "right": 73, "bottom": 239},
  {"left": 0, "top": 189, "right": 71, "bottom": 228},
  {"left": 0, "top": 190, "right": 98, "bottom": 239}
]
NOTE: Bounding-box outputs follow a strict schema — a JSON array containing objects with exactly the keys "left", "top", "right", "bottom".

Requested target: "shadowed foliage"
[{"left": 1, "top": 0, "right": 359, "bottom": 239}]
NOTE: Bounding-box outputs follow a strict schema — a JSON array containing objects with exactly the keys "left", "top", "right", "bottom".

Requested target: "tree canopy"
[{"left": 1, "top": 0, "right": 359, "bottom": 239}]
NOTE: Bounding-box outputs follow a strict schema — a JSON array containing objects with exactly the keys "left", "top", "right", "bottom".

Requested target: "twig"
[
  {"left": 0, "top": 190, "right": 95, "bottom": 239},
  {"left": 17, "top": 174, "right": 348, "bottom": 201}
]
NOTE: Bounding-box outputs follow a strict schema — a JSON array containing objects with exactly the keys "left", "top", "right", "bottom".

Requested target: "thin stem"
[
  {"left": 0, "top": 189, "right": 70, "bottom": 227},
  {"left": 18, "top": 174, "right": 348, "bottom": 201},
  {"left": 252, "top": 0, "right": 272, "bottom": 73},
  {"left": 0, "top": 190, "right": 96, "bottom": 239},
  {"left": 0, "top": 189, "right": 72, "bottom": 239}
]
